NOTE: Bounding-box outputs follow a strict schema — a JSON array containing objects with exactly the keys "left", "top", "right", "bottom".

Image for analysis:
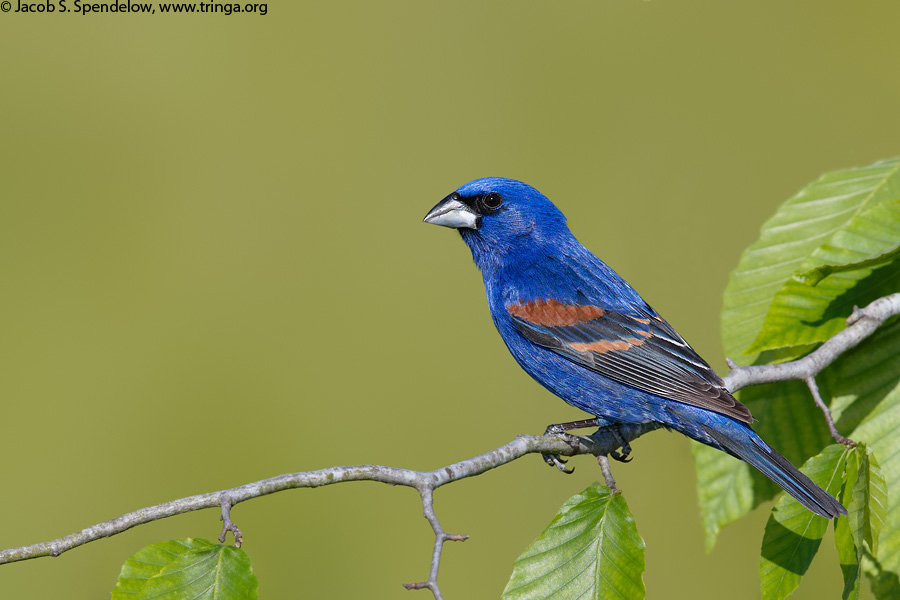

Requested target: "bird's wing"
[{"left": 507, "top": 299, "right": 753, "bottom": 424}]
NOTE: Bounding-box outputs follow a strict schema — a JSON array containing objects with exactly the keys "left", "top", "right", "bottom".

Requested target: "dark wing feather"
[{"left": 508, "top": 300, "right": 752, "bottom": 424}]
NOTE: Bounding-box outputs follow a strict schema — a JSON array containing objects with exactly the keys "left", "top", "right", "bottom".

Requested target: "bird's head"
[{"left": 423, "top": 177, "right": 571, "bottom": 271}]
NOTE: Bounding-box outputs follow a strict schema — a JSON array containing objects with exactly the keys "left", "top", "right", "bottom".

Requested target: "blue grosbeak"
[{"left": 424, "top": 177, "right": 845, "bottom": 518}]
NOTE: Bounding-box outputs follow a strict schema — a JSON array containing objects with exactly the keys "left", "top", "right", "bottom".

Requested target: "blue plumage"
[{"left": 424, "top": 177, "right": 846, "bottom": 518}]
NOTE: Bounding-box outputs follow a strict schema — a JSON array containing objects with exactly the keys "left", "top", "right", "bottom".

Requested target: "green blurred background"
[{"left": 2, "top": 1, "right": 899, "bottom": 598}]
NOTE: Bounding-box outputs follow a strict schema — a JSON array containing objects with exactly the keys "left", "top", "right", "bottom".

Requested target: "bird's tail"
[{"left": 702, "top": 424, "right": 847, "bottom": 519}]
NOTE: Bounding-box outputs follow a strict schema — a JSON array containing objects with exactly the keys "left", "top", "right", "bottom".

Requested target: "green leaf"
[
  {"left": 721, "top": 156, "right": 900, "bottom": 365},
  {"left": 851, "top": 445, "right": 888, "bottom": 558},
  {"left": 821, "top": 318, "right": 900, "bottom": 600},
  {"left": 796, "top": 222, "right": 900, "bottom": 286},
  {"left": 111, "top": 538, "right": 258, "bottom": 600},
  {"left": 759, "top": 444, "right": 850, "bottom": 600},
  {"left": 835, "top": 443, "right": 890, "bottom": 600},
  {"left": 700, "top": 157, "right": 900, "bottom": 550},
  {"left": 747, "top": 198, "right": 900, "bottom": 353},
  {"left": 502, "top": 484, "right": 645, "bottom": 600},
  {"left": 834, "top": 447, "right": 861, "bottom": 600}
]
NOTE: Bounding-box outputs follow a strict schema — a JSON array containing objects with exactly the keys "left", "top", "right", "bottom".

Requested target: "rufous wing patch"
[
  {"left": 507, "top": 298, "right": 606, "bottom": 327},
  {"left": 570, "top": 338, "right": 647, "bottom": 354}
]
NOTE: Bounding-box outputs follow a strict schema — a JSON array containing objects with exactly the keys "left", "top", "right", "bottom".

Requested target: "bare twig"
[
  {"left": 597, "top": 456, "right": 620, "bottom": 493},
  {"left": 218, "top": 495, "right": 243, "bottom": 547},
  {"left": 0, "top": 426, "right": 655, "bottom": 598},
  {"left": 401, "top": 486, "right": 469, "bottom": 599},
  {"left": 805, "top": 376, "right": 855, "bottom": 447}
]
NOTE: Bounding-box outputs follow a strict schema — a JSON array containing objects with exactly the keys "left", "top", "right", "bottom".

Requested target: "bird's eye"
[{"left": 482, "top": 192, "right": 503, "bottom": 210}]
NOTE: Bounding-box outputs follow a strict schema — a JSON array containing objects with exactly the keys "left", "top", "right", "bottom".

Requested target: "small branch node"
[
  {"left": 402, "top": 581, "right": 432, "bottom": 591},
  {"left": 218, "top": 495, "right": 243, "bottom": 547},
  {"left": 847, "top": 305, "right": 863, "bottom": 326}
]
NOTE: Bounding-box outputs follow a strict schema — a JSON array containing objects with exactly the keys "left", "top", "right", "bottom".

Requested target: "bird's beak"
[{"left": 423, "top": 195, "right": 478, "bottom": 229}]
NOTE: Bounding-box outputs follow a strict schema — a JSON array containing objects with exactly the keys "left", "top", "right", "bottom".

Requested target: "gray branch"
[
  {"left": 722, "top": 292, "right": 900, "bottom": 446},
  {"left": 722, "top": 293, "right": 900, "bottom": 392},
  {"left": 2, "top": 293, "right": 897, "bottom": 597},
  {"left": 0, "top": 424, "right": 656, "bottom": 599}
]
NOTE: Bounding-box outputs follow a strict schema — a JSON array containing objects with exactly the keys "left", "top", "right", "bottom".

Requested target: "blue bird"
[{"left": 424, "top": 177, "right": 846, "bottom": 518}]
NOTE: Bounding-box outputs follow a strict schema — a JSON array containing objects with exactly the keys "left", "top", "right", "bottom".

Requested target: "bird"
[{"left": 423, "top": 177, "right": 846, "bottom": 519}]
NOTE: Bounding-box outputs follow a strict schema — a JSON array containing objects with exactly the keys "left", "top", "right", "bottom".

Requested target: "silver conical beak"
[{"left": 423, "top": 196, "right": 478, "bottom": 229}]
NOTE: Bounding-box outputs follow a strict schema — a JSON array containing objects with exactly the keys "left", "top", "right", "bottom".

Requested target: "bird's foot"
[
  {"left": 542, "top": 431, "right": 583, "bottom": 474},
  {"left": 541, "top": 418, "right": 606, "bottom": 474},
  {"left": 543, "top": 452, "right": 574, "bottom": 474},
  {"left": 609, "top": 448, "right": 631, "bottom": 463},
  {"left": 609, "top": 428, "right": 633, "bottom": 463}
]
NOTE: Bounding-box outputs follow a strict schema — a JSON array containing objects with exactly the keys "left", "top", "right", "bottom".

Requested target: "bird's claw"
[
  {"left": 609, "top": 440, "right": 633, "bottom": 463},
  {"left": 609, "top": 448, "right": 632, "bottom": 463},
  {"left": 542, "top": 431, "right": 583, "bottom": 474},
  {"left": 543, "top": 453, "right": 574, "bottom": 474},
  {"left": 610, "top": 429, "right": 633, "bottom": 462}
]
